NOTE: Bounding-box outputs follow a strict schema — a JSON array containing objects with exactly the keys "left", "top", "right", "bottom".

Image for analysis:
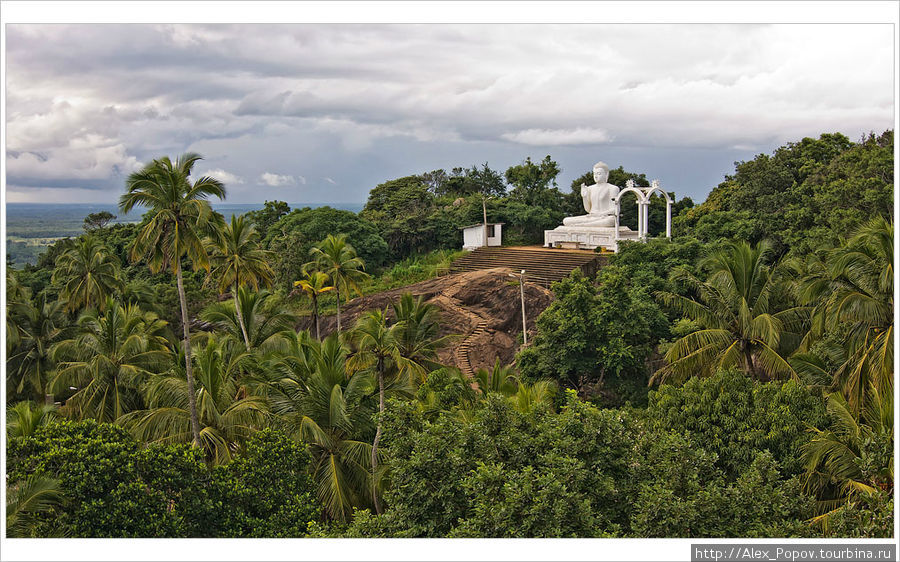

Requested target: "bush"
[
  {"left": 629, "top": 433, "right": 813, "bottom": 537},
  {"left": 351, "top": 392, "right": 632, "bottom": 537},
  {"left": 517, "top": 268, "right": 667, "bottom": 402},
  {"left": 210, "top": 428, "right": 320, "bottom": 537},
  {"left": 7, "top": 420, "right": 211, "bottom": 537},
  {"left": 265, "top": 206, "right": 389, "bottom": 288},
  {"left": 6, "top": 421, "right": 320, "bottom": 537},
  {"left": 646, "top": 370, "right": 827, "bottom": 477}
]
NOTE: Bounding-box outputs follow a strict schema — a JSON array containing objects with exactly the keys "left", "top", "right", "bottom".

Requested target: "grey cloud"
[{"left": 5, "top": 23, "right": 894, "bottom": 204}]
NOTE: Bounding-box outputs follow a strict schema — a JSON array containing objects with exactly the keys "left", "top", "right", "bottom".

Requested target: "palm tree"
[
  {"left": 414, "top": 367, "right": 479, "bottom": 422},
  {"left": 510, "top": 379, "right": 557, "bottom": 414},
  {"left": 474, "top": 358, "right": 519, "bottom": 397},
  {"left": 795, "top": 216, "right": 893, "bottom": 416},
  {"left": 346, "top": 309, "right": 411, "bottom": 515},
  {"left": 653, "top": 240, "right": 805, "bottom": 385},
  {"left": 209, "top": 214, "right": 275, "bottom": 349},
  {"left": 49, "top": 299, "right": 171, "bottom": 423},
  {"left": 120, "top": 152, "right": 226, "bottom": 447},
  {"left": 391, "top": 293, "right": 450, "bottom": 382},
  {"left": 6, "top": 293, "right": 67, "bottom": 403},
  {"left": 6, "top": 269, "right": 30, "bottom": 355},
  {"left": 6, "top": 401, "right": 58, "bottom": 439},
  {"left": 262, "top": 333, "right": 376, "bottom": 521},
  {"left": 6, "top": 475, "right": 66, "bottom": 538},
  {"left": 51, "top": 235, "right": 124, "bottom": 313},
  {"left": 306, "top": 234, "right": 368, "bottom": 332},
  {"left": 293, "top": 269, "right": 334, "bottom": 340},
  {"left": 121, "top": 336, "right": 268, "bottom": 464},
  {"left": 121, "top": 278, "right": 164, "bottom": 316},
  {"left": 472, "top": 360, "right": 556, "bottom": 413},
  {"left": 199, "top": 288, "right": 292, "bottom": 351},
  {"left": 802, "top": 386, "right": 893, "bottom": 528}
]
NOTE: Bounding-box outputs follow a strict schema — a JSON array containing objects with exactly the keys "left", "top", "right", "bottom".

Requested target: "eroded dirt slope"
[{"left": 307, "top": 268, "right": 554, "bottom": 374}]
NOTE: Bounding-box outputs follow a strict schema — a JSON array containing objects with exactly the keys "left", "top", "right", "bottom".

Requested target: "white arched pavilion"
[{"left": 613, "top": 179, "right": 673, "bottom": 248}]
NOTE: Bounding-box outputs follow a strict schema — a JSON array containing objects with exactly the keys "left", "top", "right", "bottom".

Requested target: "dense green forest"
[{"left": 5, "top": 131, "right": 894, "bottom": 538}]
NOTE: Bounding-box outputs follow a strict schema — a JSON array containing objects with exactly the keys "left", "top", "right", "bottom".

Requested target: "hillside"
[{"left": 307, "top": 268, "right": 554, "bottom": 374}]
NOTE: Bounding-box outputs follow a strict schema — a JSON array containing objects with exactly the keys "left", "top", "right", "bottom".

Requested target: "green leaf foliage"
[
  {"left": 6, "top": 421, "right": 320, "bottom": 537},
  {"left": 517, "top": 268, "right": 668, "bottom": 403},
  {"left": 209, "top": 428, "right": 320, "bottom": 537},
  {"left": 347, "top": 392, "right": 632, "bottom": 537},
  {"left": 646, "top": 370, "right": 827, "bottom": 477},
  {"left": 629, "top": 437, "right": 813, "bottom": 537},
  {"left": 7, "top": 420, "right": 213, "bottom": 537},
  {"left": 265, "top": 206, "right": 388, "bottom": 288},
  {"left": 677, "top": 131, "right": 893, "bottom": 255}
]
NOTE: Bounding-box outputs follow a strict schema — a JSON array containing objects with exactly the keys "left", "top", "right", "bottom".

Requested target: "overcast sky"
[{"left": 4, "top": 23, "right": 895, "bottom": 206}]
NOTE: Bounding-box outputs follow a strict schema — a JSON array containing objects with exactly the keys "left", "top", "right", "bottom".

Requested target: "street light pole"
[
  {"left": 482, "top": 195, "right": 488, "bottom": 247},
  {"left": 519, "top": 269, "right": 527, "bottom": 345},
  {"left": 508, "top": 270, "right": 528, "bottom": 346}
]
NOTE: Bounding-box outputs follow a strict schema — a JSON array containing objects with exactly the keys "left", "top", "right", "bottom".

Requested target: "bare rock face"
[{"left": 309, "top": 268, "right": 554, "bottom": 373}]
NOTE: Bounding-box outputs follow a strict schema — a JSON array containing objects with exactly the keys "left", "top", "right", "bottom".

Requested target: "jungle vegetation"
[{"left": 5, "top": 131, "right": 894, "bottom": 538}]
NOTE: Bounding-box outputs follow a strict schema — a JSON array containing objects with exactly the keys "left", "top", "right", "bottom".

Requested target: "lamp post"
[
  {"left": 509, "top": 269, "right": 527, "bottom": 345},
  {"left": 482, "top": 194, "right": 489, "bottom": 247},
  {"left": 520, "top": 269, "right": 527, "bottom": 344}
]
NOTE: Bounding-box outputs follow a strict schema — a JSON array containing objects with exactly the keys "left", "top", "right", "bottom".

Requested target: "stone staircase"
[
  {"left": 449, "top": 246, "right": 605, "bottom": 286},
  {"left": 436, "top": 293, "right": 491, "bottom": 377},
  {"left": 455, "top": 322, "right": 488, "bottom": 377}
]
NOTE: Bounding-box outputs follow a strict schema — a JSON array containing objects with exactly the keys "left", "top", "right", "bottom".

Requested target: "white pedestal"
[{"left": 544, "top": 226, "right": 639, "bottom": 251}]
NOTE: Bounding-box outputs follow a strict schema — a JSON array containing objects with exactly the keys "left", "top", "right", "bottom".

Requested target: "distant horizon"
[
  {"left": 4, "top": 201, "right": 366, "bottom": 226},
  {"left": 5, "top": 201, "right": 366, "bottom": 207}
]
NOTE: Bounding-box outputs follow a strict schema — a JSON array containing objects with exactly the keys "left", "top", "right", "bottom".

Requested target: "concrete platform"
[{"left": 544, "top": 226, "right": 640, "bottom": 251}]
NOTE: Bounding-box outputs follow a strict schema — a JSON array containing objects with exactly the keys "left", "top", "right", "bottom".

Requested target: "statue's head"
[{"left": 592, "top": 161, "right": 610, "bottom": 183}]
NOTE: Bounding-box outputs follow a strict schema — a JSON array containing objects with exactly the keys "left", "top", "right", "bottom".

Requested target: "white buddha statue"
[{"left": 562, "top": 161, "right": 619, "bottom": 227}]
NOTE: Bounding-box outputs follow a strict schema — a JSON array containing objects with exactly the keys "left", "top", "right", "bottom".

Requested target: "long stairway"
[
  {"left": 436, "top": 294, "right": 490, "bottom": 377},
  {"left": 455, "top": 322, "right": 488, "bottom": 377},
  {"left": 450, "top": 246, "right": 605, "bottom": 286}
]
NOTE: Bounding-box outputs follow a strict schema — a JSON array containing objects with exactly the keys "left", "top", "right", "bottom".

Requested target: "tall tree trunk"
[
  {"left": 176, "top": 261, "right": 202, "bottom": 448},
  {"left": 744, "top": 347, "right": 760, "bottom": 381},
  {"left": 371, "top": 357, "right": 385, "bottom": 515},
  {"left": 335, "top": 288, "right": 342, "bottom": 332},
  {"left": 233, "top": 283, "right": 251, "bottom": 349},
  {"left": 312, "top": 293, "right": 320, "bottom": 340}
]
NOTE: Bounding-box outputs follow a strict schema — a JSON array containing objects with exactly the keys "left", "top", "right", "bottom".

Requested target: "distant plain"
[{"left": 4, "top": 202, "right": 364, "bottom": 267}]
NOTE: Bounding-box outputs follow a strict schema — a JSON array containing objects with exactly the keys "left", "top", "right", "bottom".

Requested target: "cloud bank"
[{"left": 4, "top": 23, "right": 894, "bottom": 203}]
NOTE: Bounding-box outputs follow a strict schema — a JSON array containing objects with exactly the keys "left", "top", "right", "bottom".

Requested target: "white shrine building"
[{"left": 461, "top": 223, "right": 503, "bottom": 250}]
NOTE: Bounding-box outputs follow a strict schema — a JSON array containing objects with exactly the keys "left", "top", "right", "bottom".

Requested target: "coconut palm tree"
[
  {"left": 293, "top": 269, "right": 334, "bottom": 340},
  {"left": 414, "top": 367, "right": 479, "bottom": 422},
  {"left": 121, "top": 278, "right": 165, "bottom": 317},
  {"left": 262, "top": 333, "right": 376, "bottom": 521},
  {"left": 50, "top": 299, "right": 171, "bottom": 423},
  {"left": 6, "top": 293, "right": 67, "bottom": 403},
  {"left": 346, "top": 309, "right": 411, "bottom": 515},
  {"left": 472, "top": 360, "right": 556, "bottom": 413},
  {"left": 121, "top": 336, "right": 267, "bottom": 464},
  {"left": 199, "top": 288, "right": 293, "bottom": 351},
  {"left": 391, "top": 292, "right": 450, "bottom": 382},
  {"left": 802, "top": 385, "right": 893, "bottom": 527},
  {"left": 51, "top": 235, "right": 124, "bottom": 313},
  {"left": 6, "top": 475, "right": 66, "bottom": 538},
  {"left": 6, "top": 401, "right": 58, "bottom": 439},
  {"left": 6, "top": 270, "right": 30, "bottom": 355},
  {"left": 653, "top": 240, "right": 805, "bottom": 385},
  {"left": 209, "top": 214, "right": 275, "bottom": 349},
  {"left": 510, "top": 379, "right": 557, "bottom": 414},
  {"left": 306, "top": 234, "right": 368, "bottom": 332},
  {"left": 794, "top": 216, "right": 893, "bottom": 417},
  {"left": 120, "top": 152, "right": 226, "bottom": 447},
  {"left": 474, "top": 358, "right": 519, "bottom": 397}
]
